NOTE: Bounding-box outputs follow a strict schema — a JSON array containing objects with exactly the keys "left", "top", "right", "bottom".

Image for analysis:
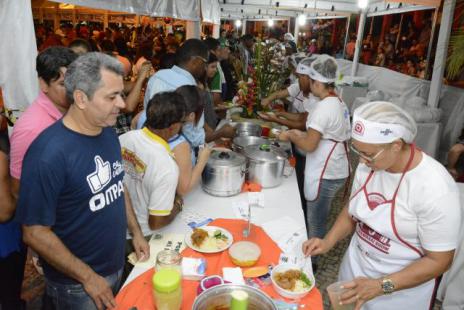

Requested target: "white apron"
[
  {"left": 339, "top": 147, "right": 439, "bottom": 310},
  {"left": 304, "top": 96, "right": 350, "bottom": 202}
]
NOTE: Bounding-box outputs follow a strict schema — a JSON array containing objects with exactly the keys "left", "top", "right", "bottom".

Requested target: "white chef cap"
[
  {"left": 308, "top": 54, "right": 338, "bottom": 83},
  {"left": 352, "top": 101, "right": 417, "bottom": 144},
  {"left": 295, "top": 56, "right": 317, "bottom": 76}
]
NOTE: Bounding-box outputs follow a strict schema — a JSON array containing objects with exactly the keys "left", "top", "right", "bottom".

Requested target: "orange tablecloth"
[{"left": 115, "top": 219, "right": 323, "bottom": 310}]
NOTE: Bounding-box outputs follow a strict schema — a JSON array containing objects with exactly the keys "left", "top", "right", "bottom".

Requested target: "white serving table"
[{"left": 123, "top": 172, "right": 305, "bottom": 287}]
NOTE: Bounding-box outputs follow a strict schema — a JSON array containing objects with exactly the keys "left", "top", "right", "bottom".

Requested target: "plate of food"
[
  {"left": 186, "top": 226, "right": 234, "bottom": 253},
  {"left": 271, "top": 263, "right": 315, "bottom": 299}
]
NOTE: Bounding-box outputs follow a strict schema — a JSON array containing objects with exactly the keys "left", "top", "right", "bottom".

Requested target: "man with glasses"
[{"left": 136, "top": 39, "right": 209, "bottom": 129}]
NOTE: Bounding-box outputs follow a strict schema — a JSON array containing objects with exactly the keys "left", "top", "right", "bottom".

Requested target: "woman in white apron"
[
  {"left": 278, "top": 55, "right": 351, "bottom": 247},
  {"left": 303, "top": 101, "right": 462, "bottom": 309}
]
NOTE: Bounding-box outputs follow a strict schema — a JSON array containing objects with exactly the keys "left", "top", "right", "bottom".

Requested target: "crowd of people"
[
  {"left": 345, "top": 18, "right": 432, "bottom": 79},
  {"left": 0, "top": 15, "right": 462, "bottom": 310}
]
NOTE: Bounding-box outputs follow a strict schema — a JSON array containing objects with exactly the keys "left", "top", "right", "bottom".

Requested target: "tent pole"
[
  {"left": 186, "top": 20, "right": 201, "bottom": 39},
  {"left": 395, "top": 13, "right": 404, "bottom": 51},
  {"left": 213, "top": 23, "right": 220, "bottom": 38},
  {"left": 369, "top": 15, "right": 374, "bottom": 35},
  {"left": 342, "top": 15, "right": 351, "bottom": 59},
  {"left": 424, "top": 8, "right": 439, "bottom": 80},
  {"left": 427, "top": 0, "right": 456, "bottom": 108},
  {"left": 242, "top": 19, "right": 247, "bottom": 35},
  {"left": 294, "top": 18, "right": 300, "bottom": 48},
  {"left": 351, "top": 10, "right": 367, "bottom": 76}
]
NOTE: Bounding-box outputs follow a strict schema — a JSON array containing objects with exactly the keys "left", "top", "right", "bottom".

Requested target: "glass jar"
[
  {"left": 155, "top": 250, "right": 182, "bottom": 275},
  {"left": 152, "top": 269, "right": 182, "bottom": 310}
]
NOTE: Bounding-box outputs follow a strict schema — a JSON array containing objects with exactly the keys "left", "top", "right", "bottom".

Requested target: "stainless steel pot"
[
  {"left": 201, "top": 150, "right": 247, "bottom": 197},
  {"left": 192, "top": 284, "right": 277, "bottom": 310},
  {"left": 232, "top": 136, "right": 269, "bottom": 153},
  {"left": 235, "top": 121, "right": 262, "bottom": 137},
  {"left": 243, "top": 144, "right": 287, "bottom": 188},
  {"left": 269, "top": 140, "right": 292, "bottom": 158}
]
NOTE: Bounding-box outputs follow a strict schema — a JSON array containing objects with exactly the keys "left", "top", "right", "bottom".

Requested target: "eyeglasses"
[{"left": 350, "top": 143, "right": 385, "bottom": 163}]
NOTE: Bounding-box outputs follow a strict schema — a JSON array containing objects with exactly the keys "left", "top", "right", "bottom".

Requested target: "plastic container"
[
  {"left": 229, "top": 241, "right": 261, "bottom": 267},
  {"left": 152, "top": 269, "right": 182, "bottom": 310},
  {"left": 156, "top": 250, "right": 182, "bottom": 274},
  {"left": 326, "top": 281, "right": 355, "bottom": 310}
]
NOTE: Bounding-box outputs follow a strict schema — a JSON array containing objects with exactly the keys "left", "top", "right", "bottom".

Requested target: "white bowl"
[{"left": 271, "top": 263, "right": 315, "bottom": 299}]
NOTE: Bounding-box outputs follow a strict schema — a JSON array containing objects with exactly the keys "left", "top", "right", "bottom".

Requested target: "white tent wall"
[
  {"left": 201, "top": 0, "right": 221, "bottom": 24},
  {"left": 56, "top": 0, "right": 201, "bottom": 21},
  {"left": 0, "top": 0, "right": 39, "bottom": 127},
  {"left": 337, "top": 59, "right": 464, "bottom": 163}
]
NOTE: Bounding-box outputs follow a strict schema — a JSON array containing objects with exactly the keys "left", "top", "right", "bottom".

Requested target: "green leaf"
[
  {"left": 300, "top": 273, "right": 312, "bottom": 287},
  {"left": 446, "top": 30, "right": 464, "bottom": 80}
]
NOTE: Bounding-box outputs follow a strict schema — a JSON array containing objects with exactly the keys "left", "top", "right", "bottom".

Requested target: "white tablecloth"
[
  {"left": 415, "top": 122, "right": 442, "bottom": 159},
  {"left": 438, "top": 183, "right": 464, "bottom": 309},
  {"left": 123, "top": 173, "right": 305, "bottom": 287}
]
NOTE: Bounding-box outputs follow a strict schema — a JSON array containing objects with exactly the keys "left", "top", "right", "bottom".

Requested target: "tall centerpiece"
[{"left": 233, "top": 40, "right": 290, "bottom": 119}]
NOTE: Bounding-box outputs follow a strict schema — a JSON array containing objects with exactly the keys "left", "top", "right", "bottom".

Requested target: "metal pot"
[
  {"left": 232, "top": 136, "right": 269, "bottom": 153},
  {"left": 269, "top": 140, "right": 292, "bottom": 158},
  {"left": 201, "top": 150, "right": 247, "bottom": 197},
  {"left": 243, "top": 144, "right": 287, "bottom": 188},
  {"left": 192, "top": 284, "right": 277, "bottom": 310},
  {"left": 235, "top": 121, "right": 262, "bottom": 137}
]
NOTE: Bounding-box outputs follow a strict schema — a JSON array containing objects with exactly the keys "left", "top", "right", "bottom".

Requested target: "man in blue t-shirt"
[{"left": 15, "top": 52, "right": 149, "bottom": 310}]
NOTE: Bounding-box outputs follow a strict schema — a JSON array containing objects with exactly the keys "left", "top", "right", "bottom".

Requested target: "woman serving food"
[{"left": 303, "top": 101, "right": 462, "bottom": 309}]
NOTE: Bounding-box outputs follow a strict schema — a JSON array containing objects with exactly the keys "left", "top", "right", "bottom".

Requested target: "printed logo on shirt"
[
  {"left": 366, "top": 192, "right": 389, "bottom": 210},
  {"left": 121, "top": 147, "right": 147, "bottom": 180},
  {"left": 87, "top": 155, "right": 124, "bottom": 212},
  {"left": 356, "top": 222, "right": 391, "bottom": 254},
  {"left": 353, "top": 121, "right": 364, "bottom": 136}
]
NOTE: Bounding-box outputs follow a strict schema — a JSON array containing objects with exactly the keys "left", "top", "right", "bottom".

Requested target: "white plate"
[{"left": 185, "top": 226, "right": 234, "bottom": 254}]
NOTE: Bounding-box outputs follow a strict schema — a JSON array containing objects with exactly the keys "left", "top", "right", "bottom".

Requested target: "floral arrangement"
[{"left": 232, "top": 39, "right": 290, "bottom": 118}]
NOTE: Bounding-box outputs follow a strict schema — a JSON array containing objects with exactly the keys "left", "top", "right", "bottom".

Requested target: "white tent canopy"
[{"left": 219, "top": 0, "right": 436, "bottom": 20}]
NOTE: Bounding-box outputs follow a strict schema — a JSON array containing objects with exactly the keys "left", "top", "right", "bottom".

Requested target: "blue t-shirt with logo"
[{"left": 15, "top": 120, "right": 127, "bottom": 284}]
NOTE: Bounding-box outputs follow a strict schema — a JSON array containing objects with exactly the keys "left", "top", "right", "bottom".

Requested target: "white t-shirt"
[
  {"left": 306, "top": 96, "right": 351, "bottom": 179},
  {"left": 287, "top": 82, "right": 318, "bottom": 114},
  {"left": 120, "top": 128, "right": 179, "bottom": 237},
  {"left": 350, "top": 154, "right": 461, "bottom": 252}
]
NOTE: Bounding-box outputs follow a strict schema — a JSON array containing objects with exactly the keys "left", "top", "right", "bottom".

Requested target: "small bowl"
[
  {"left": 271, "top": 263, "right": 315, "bottom": 299},
  {"left": 228, "top": 241, "right": 261, "bottom": 267}
]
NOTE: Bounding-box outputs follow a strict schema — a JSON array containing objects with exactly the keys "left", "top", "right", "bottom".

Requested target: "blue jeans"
[
  {"left": 306, "top": 178, "right": 346, "bottom": 240},
  {"left": 45, "top": 269, "right": 123, "bottom": 310}
]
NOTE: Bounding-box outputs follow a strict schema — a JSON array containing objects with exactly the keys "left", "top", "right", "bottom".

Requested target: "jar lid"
[
  {"left": 243, "top": 144, "right": 287, "bottom": 163},
  {"left": 152, "top": 269, "right": 181, "bottom": 293},
  {"left": 208, "top": 150, "right": 247, "bottom": 167}
]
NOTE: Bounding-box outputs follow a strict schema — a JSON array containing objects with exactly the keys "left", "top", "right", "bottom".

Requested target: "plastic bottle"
[{"left": 152, "top": 269, "right": 182, "bottom": 310}]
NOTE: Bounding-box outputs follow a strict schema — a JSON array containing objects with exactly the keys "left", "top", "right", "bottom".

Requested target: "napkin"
[
  {"left": 127, "top": 233, "right": 186, "bottom": 268},
  {"left": 261, "top": 216, "right": 307, "bottom": 254}
]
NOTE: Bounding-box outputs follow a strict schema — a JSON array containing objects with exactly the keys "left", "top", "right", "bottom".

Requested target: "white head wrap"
[
  {"left": 295, "top": 56, "right": 317, "bottom": 76},
  {"left": 308, "top": 54, "right": 338, "bottom": 83},
  {"left": 284, "top": 33, "right": 295, "bottom": 41},
  {"left": 352, "top": 101, "right": 417, "bottom": 144}
]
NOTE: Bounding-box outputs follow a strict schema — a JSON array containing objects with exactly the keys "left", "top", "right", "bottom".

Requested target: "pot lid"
[
  {"left": 243, "top": 144, "right": 287, "bottom": 162},
  {"left": 233, "top": 136, "right": 268, "bottom": 148},
  {"left": 269, "top": 140, "right": 291, "bottom": 150},
  {"left": 208, "top": 150, "right": 247, "bottom": 167},
  {"left": 235, "top": 121, "right": 261, "bottom": 130}
]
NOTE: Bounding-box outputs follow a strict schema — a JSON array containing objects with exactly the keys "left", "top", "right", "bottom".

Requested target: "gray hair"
[{"left": 64, "top": 52, "right": 123, "bottom": 103}]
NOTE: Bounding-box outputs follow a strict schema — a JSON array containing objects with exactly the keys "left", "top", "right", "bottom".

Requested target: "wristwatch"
[{"left": 381, "top": 278, "right": 395, "bottom": 295}]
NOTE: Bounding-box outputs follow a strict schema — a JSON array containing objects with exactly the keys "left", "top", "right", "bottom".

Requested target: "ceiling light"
[
  {"left": 268, "top": 19, "right": 274, "bottom": 27},
  {"left": 358, "top": 0, "right": 368, "bottom": 9},
  {"left": 235, "top": 19, "right": 242, "bottom": 27},
  {"left": 298, "top": 14, "right": 306, "bottom": 26}
]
